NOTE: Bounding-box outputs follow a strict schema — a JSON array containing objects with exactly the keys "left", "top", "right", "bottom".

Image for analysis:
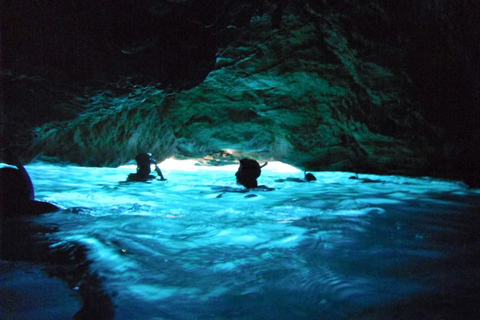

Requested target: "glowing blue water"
[{"left": 19, "top": 162, "right": 480, "bottom": 318}]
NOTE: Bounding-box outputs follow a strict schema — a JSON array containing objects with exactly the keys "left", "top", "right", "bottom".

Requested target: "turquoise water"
[{"left": 7, "top": 161, "right": 480, "bottom": 319}]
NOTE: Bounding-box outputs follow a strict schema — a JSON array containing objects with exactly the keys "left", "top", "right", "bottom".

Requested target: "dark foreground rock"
[{"left": 0, "top": 218, "right": 115, "bottom": 319}]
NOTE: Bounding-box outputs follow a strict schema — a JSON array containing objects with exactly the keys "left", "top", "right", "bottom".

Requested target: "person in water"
[
  {"left": 235, "top": 158, "right": 268, "bottom": 189},
  {"left": 348, "top": 173, "right": 383, "bottom": 183},
  {"left": 275, "top": 172, "right": 317, "bottom": 183},
  {"left": 127, "top": 153, "right": 166, "bottom": 182},
  {"left": 0, "top": 155, "right": 60, "bottom": 216}
]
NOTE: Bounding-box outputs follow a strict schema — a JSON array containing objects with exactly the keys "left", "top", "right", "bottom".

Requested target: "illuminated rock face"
[{"left": 2, "top": 1, "right": 479, "bottom": 184}]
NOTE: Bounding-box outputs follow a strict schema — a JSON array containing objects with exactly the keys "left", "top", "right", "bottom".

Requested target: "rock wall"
[
  {"left": 33, "top": 88, "right": 176, "bottom": 167},
  {"left": 2, "top": 0, "right": 479, "bottom": 184}
]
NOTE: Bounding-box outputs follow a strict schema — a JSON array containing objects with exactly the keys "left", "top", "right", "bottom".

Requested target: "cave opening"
[{"left": 2, "top": 1, "right": 480, "bottom": 318}]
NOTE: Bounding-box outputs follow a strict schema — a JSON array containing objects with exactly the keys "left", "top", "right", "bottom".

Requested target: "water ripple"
[{"left": 20, "top": 162, "right": 480, "bottom": 319}]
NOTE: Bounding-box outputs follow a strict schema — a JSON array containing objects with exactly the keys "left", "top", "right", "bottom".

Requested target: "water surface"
[{"left": 9, "top": 161, "right": 480, "bottom": 319}]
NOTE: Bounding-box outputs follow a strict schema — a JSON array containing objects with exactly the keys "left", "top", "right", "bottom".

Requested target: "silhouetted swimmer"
[
  {"left": 0, "top": 157, "right": 60, "bottom": 216},
  {"left": 234, "top": 158, "right": 275, "bottom": 194},
  {"left": 211, "top": 159, "right": 272, "bottom": 197},
  {"left": 235, "top": 158, "right": 268, "bottom": 189},
  {"left": 276, "top": 172, "right": 317, "bottom": 183},
  {"left": 127, "top": 153, "right": 166, "bottom": 182},
  {"left": 348, "top": 173, "right": 383, "bottom": 183}
]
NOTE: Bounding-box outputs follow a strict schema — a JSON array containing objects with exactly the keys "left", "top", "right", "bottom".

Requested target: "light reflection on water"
[{"left": 22, "top": 161, "right": 480, "bottom": 319}]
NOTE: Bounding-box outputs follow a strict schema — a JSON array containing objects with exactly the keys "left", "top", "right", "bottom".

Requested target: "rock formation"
[{"left": 2, "top": 0, "right": 479, "bottom": 185}]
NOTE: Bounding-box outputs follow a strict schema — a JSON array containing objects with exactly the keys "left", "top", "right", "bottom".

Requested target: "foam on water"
[{"left": 3, "top": 160, "right": 480, "bottom": 319}]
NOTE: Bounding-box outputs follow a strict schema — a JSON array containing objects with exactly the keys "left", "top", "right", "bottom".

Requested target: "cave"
[{"left": 1, "top": 1, "right": 480, "bottom": 319}]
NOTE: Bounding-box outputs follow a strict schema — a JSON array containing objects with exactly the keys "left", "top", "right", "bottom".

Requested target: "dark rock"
[
  {"left": 0, "top": 166, "right": 60, "bottom": 216},
  {"left": 2, "top": 0, "right": 479, "bottom": 185},
  {"left": 0, "top": 218, "right": 114, "bottom": 319},
  {"left": 0, "top": 167, "right": 32, "bottom": 211}
]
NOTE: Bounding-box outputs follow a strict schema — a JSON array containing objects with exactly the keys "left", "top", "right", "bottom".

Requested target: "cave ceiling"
[{"left": 1, "top": 0, "right": 479, "bottom": 185}]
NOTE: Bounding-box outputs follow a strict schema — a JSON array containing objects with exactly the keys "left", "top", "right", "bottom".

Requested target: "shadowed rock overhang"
[{"left": 2, "top": 0, "right": 479, "bottom": 186}]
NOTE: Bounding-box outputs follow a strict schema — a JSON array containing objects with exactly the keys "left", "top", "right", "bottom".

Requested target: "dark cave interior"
[
  {"left": 2, "top": 2, "right": 480, "bottom": 319},
  {"left": 2, "top": 0, "right": 480, "bottom": 186}
]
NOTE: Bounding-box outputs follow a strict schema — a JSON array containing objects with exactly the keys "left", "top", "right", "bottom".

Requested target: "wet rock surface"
[
  {"left": 0, "top": 218, "right": 115, "bottom": 319},
  {"left": 2, "top": 0, "right": 479, "bottom": 185}
]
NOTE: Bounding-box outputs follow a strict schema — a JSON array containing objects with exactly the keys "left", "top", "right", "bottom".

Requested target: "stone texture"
[
  {"left": 33, "top": 88, "right": 176, "bottom": 166},
  {"left": 2, "top": 0, "right": 479, "bottom": 185}
]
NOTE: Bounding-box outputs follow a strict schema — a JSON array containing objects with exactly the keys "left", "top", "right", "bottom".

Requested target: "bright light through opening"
[{"left": 120, "top": 158, "right": 303, "bottom": 173}]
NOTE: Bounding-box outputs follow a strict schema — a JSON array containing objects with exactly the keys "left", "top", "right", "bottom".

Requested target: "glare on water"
[{"left": 4, "top": 159, "right": 480, "bottom": 319}]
